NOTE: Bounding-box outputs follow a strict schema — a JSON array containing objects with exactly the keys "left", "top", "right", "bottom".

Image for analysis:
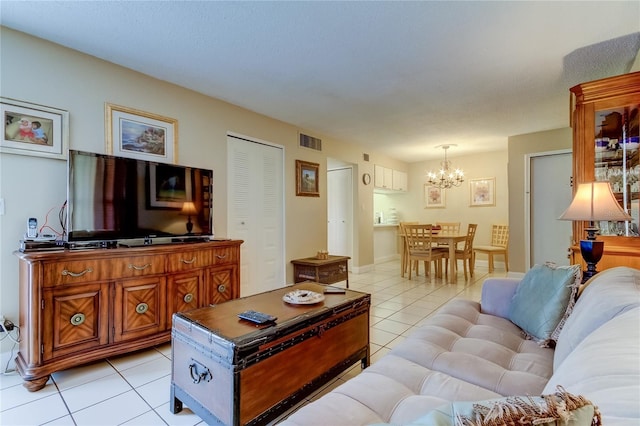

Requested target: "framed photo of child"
[{"left": 0, "top": 97, "right": 69, "bottom": 160}]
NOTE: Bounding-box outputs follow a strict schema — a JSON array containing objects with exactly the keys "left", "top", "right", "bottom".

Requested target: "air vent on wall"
[{"left": 299, "top": 133, "right": 322, "bottom": 151}]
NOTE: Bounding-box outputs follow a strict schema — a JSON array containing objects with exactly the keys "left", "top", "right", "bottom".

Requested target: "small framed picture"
[
  {"left": 296, "top": 160, "right": 320, "bottom": 197},
  {"left": 1, "top": 97, "right": 69, "bottom": 160},
  {"left": 106, "top": 103, "right": 178, "bottom": 164},
  {"left": 147, "top": 163, "right": 192, "bottom": 209},
  {"left": 469, "top": 177, "right": 496, "bottom": 207},
  {"left": 424, "top": 185, "right": 445, "bottom": 208}
]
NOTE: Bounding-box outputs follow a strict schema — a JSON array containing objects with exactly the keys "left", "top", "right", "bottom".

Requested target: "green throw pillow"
[{"left": 508, "top": 263, "right": 581, "bottom": 345}]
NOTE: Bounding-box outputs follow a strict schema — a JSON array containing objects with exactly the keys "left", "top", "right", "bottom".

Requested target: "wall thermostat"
[{"left": 362, "top": 173, "right": 371, "bottom": 185}]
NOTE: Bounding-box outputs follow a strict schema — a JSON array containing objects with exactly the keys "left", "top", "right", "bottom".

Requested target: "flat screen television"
[{"left": 66, "top": 150, "right": 213, "bottom": 244}]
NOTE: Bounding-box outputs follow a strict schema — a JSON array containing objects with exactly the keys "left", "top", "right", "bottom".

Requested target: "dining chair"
[
  {"left": 403, "top": 224, "right": 446, "bottom": 280},
  {"left": 398, "top": 221, "right": 418, "bottom": 277},
  {"left": 435, "top": 222, "right": 461, "bottom": 248},
  {"left": 473, "top": 224, "right": 509, "bottom": 272},
  {"left": 443, "top": 223, "right": 477, "bottom": 280}
]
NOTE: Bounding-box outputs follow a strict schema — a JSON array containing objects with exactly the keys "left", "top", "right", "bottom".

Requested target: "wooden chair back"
[
  {"left": 491, "top": 224, "right": 509, "bottom": 248},
  {"left": 461, "top": 224, "right": 478, "bottom": 254},
  {"left": 436, "top": 222, "right": 460, "bottom": 234}
]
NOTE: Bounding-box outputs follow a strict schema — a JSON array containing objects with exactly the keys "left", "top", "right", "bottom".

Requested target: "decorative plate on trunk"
[{"left": 283, "top": 290, "right": 325, "bottom": 305}]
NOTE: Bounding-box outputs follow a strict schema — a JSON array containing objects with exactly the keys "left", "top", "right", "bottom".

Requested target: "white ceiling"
[{"left": 1, "top": 1, "right": 639, "bottom": 163}]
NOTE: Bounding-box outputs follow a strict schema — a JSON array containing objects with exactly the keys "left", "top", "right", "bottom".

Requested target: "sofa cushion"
[
  {"left": 507, "top": 263, "right": 580, "bottom": 345},
  {"left": 544, "top": 307, "right": 640, "bottom": 425},
  {"left": 371, "top": 386, "right": 600, "bottom": 426},
  {"left": 553, "top": 266, "right": 640, "bottom": 369},
  {"left": 280, "top": 298, "right": 554, "bottom": 426}
]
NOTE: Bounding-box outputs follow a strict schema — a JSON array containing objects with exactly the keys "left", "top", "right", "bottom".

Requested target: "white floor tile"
[
  {"left": 108, "top": 348, "right": 164, "bottom": 372},
  {"left": 61, "top": 372, "right": 132, "bottom": 413},
  {"left": 71, "top": 390, "right": 151, "bottom": 426},
  {"left": 136, "top": 374, "right": 172, "bottom": 408},
  {"left": 118, "top": 356, "right": 171, "bottom": 388},
  {"left": 52, "top": 360, "right": 116, "bottom": 391},
  {"left": 0, "top": 393, "right": 69, "bottom": 426}
]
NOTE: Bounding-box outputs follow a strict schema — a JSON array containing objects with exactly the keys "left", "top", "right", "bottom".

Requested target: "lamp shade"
[
  {"left": 180, "top": 202, "right": 198, "bottom": 216},
  {"left": 559, "top": 182, "right": 632, "bottom": 222}
]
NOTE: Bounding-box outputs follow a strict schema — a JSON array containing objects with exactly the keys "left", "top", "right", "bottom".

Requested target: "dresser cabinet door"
[
  {"left": 205, "top": 265, "right": 237, "bottom": 305},
  {"left": 167, "top": 271, "right": 202, "bottom": 324},
  {"left": 42, "top": 283, "right": 110, "bottom": 361},
  {"left": 113, "top": 276, "right": 167, "bottom": 342}
]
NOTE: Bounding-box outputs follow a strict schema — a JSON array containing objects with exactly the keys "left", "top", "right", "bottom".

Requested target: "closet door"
[{"left": 227, "top": 135, "right": 285, "bottom": 296}]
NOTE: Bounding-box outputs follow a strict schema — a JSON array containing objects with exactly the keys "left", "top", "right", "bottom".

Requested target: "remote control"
[
  {"left": 237, "top": 310, "right": 277, "bottom": 324},
  {"left": 324, "top": 286, "right": 346, "bottom": 294}
]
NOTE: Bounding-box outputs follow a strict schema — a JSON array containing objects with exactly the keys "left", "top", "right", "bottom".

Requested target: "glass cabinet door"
[{"left": 593, "top": 104, "right": 639, "bottom": 236}]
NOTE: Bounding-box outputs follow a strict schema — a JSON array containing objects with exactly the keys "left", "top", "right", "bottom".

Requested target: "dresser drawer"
[
  {"left": 43, "top": 255, "right": 164, "bottom": 286},
  {"left": 166, "top": 250, "right": 212, "bottom": 273},
  {"left": 210, "top": 247, "right": 238, "bottom": 265},
  {"left": 43, "top": 260, "right": 106, "bottom": 286}
]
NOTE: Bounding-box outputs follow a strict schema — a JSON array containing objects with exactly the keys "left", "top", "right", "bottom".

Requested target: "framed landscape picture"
[
  {"left": 469, "top": 177, "right": 496, "bottom": 207},
  {"left": 106, "top": 103, "right": 178, "bottom": 164},
  {"left": 296, "top": 160, "right": 320, "bottom": 197},
  {"left": 424, "top": 184, "right": 445, "bottom": 208},
  {"left": 0, "top": 97, "right": 69, "bottom": 160}
]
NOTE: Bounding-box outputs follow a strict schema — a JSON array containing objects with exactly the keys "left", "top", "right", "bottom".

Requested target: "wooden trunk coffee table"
[{"left": 170, "top": 282, "right": 370, "bottom": 425}]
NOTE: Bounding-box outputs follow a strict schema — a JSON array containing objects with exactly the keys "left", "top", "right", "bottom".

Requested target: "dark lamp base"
[{"left": 579, "top": 239, "right": 604, "bottom": 283}]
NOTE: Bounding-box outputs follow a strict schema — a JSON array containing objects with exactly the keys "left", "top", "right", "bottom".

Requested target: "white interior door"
[
  {"left": 227, "top": 135, "right": 285, "bottom": 296},
  {"left": 528, "top": 151, "right": 573, "bottom": 268},
  {"left": 327, "top": 167, "right": 353, "bottom": 262}
]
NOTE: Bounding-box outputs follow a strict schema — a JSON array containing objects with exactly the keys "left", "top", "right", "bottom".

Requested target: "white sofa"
[{"left": 280, "top": 266, "right": 640, "bottom": 425}]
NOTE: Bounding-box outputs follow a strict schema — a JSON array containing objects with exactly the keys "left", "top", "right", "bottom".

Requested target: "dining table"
[
  {"left": 399, "top": 227, "right": 467, "bottom": 284},
  {"left": 431, "top": 232, "right": 468, "bottom": 284}
]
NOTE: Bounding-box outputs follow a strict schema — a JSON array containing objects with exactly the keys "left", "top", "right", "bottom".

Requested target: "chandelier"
[{"left": 426, "top": 145, "right": 464, "bottom": 189}]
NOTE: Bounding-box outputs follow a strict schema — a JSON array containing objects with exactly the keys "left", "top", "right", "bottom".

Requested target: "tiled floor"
[{"left": 0, "top": 259, "right": 506, "bottom": 425}]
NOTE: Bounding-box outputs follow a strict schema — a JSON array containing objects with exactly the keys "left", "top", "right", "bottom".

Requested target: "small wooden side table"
[{"left": 291, "top": 255, "right": 351, "bottom": 288}]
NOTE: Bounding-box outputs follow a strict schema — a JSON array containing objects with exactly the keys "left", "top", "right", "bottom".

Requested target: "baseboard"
[
  {"left": 351, "top": 263, "right": 375, "bottom": 274},
  {"left": 374, "top": 254, "right": 400, "bottom": 264}
]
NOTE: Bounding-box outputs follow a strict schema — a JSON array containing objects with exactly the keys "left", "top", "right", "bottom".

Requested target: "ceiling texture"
[{"left": 1, "top": 1, "right": 639, "bottom": 163}]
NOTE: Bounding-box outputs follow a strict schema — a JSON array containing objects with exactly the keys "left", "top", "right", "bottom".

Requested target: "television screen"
[{"left": 67, "top": 150, "right": 213, "bottom": 243}]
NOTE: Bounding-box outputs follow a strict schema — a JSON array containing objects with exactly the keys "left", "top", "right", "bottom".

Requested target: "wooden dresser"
[
  {"left": 569, "top": 72, "right": 640, "bottom": 270},
  {"left": 14, "top": 239, "right": 242, "bottom": 391}
]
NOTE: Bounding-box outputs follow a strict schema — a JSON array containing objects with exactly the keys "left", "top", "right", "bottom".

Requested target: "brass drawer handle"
[
  {"left": 70, "top": 313, "right": 85, "bottom": 326},
  {"left": 217, "top": 284, "right": 226, "bottom": 293},
  {"left": 136, "top": 303, "right": 149, "bottom": 314},
  {"left": 180, "top": 257, "right": 197, "bottom": 264},
  {"left": 215, "top": 254, "right": 227, "bottom": 260},
  {"left": 183, "top": 293, "right": 194, "bottom": 303},
  {"left": 128, "top": 263, "right": 151, "bottom": 271},
  {"left": 62, "top": 268, "right": 93, "bottom": 278}
]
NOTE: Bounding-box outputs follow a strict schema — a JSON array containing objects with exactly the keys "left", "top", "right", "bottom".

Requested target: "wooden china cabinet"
[
  {"left": 569, "top": 71, "right": 640, "bottom": 270},
  {"left": 15, "top": 239, "right": 242, "bottom": 391}
]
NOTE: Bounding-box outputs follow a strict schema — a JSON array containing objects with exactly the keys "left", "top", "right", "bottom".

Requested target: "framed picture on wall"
[
  {"left": 296, "top": 160, "right": 320, "bottom": 197},
  {"left": 0, "top": 97, "right": 69, "bottom": 160},
  {"left": 106, "top": 103, "right": 178, "bottom": 164},
  {"left": 424, "top": 184, "right": 445, "bottom": 208},
  {"left": 469, "top": 177, "right": 496, "bottom": 207}
]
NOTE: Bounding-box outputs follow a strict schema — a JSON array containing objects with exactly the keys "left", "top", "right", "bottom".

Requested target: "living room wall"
[{"left": 0, "top": 27, "right": 407, "bottom": 357}]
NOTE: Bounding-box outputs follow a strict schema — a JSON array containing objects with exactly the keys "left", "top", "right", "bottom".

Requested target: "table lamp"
[
  {"left": 180, "top": 202, "right": 198, "bottom": 234},
  {"left": 559, "top": 181, "right": 632, "bottom": 282}
]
